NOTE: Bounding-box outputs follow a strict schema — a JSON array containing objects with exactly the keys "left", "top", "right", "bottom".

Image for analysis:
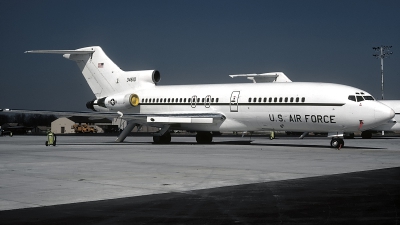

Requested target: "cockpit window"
[
  {"left": 364, "top": 96, "right": 374, "bottom": 100},
  {"left": 348, "top": 95, "right": 356, "bottom": 102},
  {"left": 356, "top": 96, "right": 364, "bottom": 102},
  {"left": 349, "top": 94, "right": 375, "bottom": 102}
]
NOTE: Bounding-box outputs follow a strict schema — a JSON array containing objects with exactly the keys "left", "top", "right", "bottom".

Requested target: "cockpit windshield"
[
  {"left": 363, "top": 96, "right": 374, "bottom": 100},
  {"left": 348, "top": 92, "right": 375, "bottom": 102}
]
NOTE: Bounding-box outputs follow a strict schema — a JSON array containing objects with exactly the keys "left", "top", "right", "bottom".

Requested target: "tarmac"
[{"left": 0, "top": 134, "right": 399, "bottom": 224}]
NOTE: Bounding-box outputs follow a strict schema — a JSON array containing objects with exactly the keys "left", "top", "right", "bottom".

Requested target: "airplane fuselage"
[{"left": 99, "top": 82, "right": 392, "bottom": 134}]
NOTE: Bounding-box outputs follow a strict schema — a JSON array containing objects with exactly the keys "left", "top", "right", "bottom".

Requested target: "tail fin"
[{"left": 27, "top": 46, "right": 161, "bottom": 100}]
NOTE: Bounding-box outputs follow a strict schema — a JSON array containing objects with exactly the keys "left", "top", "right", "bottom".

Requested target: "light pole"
[{"left": 373, "top": 45, "right": 393, "bottom": 100}]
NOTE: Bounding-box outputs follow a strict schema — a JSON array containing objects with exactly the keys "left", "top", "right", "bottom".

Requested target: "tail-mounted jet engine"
[{"left": 86, "top": 94, "right": 140, "bottom": 111}]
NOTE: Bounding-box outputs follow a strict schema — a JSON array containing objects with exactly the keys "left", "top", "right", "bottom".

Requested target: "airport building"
[
  {"left": 51, "top": 116, "right": 115, "bottom": 134},
  {"left": 51, "top": 116, "right": 158, "bottom": 134}
]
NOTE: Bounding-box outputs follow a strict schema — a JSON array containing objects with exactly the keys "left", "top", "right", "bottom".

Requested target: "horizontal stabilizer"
[{"left": 24, "top": 50, "right": 95, "bottom": 54}]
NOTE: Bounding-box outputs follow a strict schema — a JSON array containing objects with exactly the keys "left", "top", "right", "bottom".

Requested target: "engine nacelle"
[
  {"left": 104, "top": 94, "right": 140, "bottom": 110},
  {"left": 125, "top": 70, "right": 161, "bottom": 85},
  {"left": 86, "top": 94, "right": 140, "bottom": 111}
]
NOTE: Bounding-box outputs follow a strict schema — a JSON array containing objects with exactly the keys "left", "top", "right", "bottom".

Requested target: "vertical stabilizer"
[
  {"left": 62, "top": 46, "right": 123, "bottom": 98},
  {"left": 26, "top": 46, "right": 160, "bottom": 98}
]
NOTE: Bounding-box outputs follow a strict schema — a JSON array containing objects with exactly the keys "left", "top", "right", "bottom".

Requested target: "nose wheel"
[{"left": 330, "top": 138, "right": 344, "bottom": 149}]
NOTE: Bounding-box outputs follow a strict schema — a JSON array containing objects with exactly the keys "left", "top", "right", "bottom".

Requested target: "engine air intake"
[{"left": 130, "top": 94, "right": 140, "bottom": 106}]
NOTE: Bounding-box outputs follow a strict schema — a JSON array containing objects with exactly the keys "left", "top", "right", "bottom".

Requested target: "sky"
[{"left": 0, "top": 0, "right": 399, "bottom": 111}]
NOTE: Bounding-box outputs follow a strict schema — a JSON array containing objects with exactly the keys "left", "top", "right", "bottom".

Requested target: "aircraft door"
[
  {"left": 205, "top": 95, "right": 211, "bottom": 108},
  {"left": 230, "top": 91, "right": 240, "bottom": 112},
  {"left": 191, "top": 95, "right": 197, "bottom": 108}
]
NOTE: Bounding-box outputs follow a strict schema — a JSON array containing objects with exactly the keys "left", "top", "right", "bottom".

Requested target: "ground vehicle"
[
  {"left": 71, "top": 124, "right": 98, "bottom": 133},
  {"left": 45, "top": 131, "right": 56, "bottom": 146},
  {"left": 0, "top": 129, "right": 13, "bottom": 137}
]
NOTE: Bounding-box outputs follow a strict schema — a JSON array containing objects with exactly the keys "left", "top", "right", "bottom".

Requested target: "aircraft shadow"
[
  {"left": 249, "top": 142, "right": 385, "bottom": 150},
  {"left": 56, "top": 141, "right": 385, "bottom": 149}
]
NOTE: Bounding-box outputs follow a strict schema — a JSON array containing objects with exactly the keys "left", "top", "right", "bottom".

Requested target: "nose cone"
[{"left": 374, "top": 103, "right": 395, "bottom": 125}]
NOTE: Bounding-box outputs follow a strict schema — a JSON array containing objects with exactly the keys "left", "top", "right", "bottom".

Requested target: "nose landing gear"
[{"left": 330, "top": 138, "right": 344, "bottom": 149}]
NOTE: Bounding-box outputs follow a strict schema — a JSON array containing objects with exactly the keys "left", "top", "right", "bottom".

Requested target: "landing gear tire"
[
  {"left": 196, "top": 132, "right": 213, "bottom": 144},
  {"left": 330, "top": 138, "right": 344, "bottom": 149},
  {"left": 153, "top": 132, "right": 171, "bottom": 144},
  {"left": 361, "top": 131, "right": 372, "bottom": 139}
]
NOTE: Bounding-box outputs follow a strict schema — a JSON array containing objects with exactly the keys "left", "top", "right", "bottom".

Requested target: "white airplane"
[
  {"left": 360, "top": 100, "right": 400, "bottom": 138},
  {"left": 0, "top": 46, "right": 395, "bottom": 148},
  {"left": 231, "top": 73, "right": 400, "bottom": 139}
]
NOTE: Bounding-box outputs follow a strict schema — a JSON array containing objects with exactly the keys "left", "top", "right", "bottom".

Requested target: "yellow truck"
[{"left": 71, "top": 124, "right": 98, "bottom": 133}]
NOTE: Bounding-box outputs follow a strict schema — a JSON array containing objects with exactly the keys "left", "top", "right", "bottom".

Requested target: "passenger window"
[
  {"left": 356, "top": 96, "right": 364, "bottom": 102},
  {"left": 279, "top": 97, "right": 282, "bottom": 103},
  {"left": 301, "top": 97, "right": 305, "bottom": 103},
  {"left": 284, "top": 97, "right": 288, "bottom": 103},
  {"left": 263, "top": 97, "right": 267, "bottom": 103},
  {"left": 269, "top": 97, "right": 272, "bottom": 103},
  {"left": 258, "top": 98, "right": 262, "bottom": 103},
  {"left": 248, "top": 98, "right": 252, "bottom": 103},
  {"left": 197, "top": 98, "right": 200, "bottom": 102},
  {"left": 253, "top": 97, "right": 257, "bottom": 102},
  {"left": 290, "top": 97, "right": 293, "bottom": 103},
  {"left": 168, "top": 98, "right": 170, "bottom": 103},
  {"left": 184, "top": 98, "right": 186, "bottom": 103},
  {"left": 172, "top": 98, "right": 174, "bottom": 103},
  {"left": 202, "top": 98, "right": 205, "bottom": 103},
  {"left": 296, "top": 97, "right": 299, "bottom": 103},
  {"left": 348, "top": 95, "right": 356, "bottom": 102},
  {"left": 274, "top": 97, "right": 277, "bottom": 103},
  {"left": 211, "top": 98, "right": 214, "bottom": 103},
  {"left": 216, "top": 98, "right": 219, "bottom": 103}
]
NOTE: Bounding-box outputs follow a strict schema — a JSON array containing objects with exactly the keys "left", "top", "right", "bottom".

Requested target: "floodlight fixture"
[{"left": 372, "top": 45, "right": 393, "bottom": 100}]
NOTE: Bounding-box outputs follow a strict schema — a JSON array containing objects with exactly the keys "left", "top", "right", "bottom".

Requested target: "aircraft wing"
[
  {"left": 0, "top": 109, "right": 225, "bottom": 124},
  {"left": 229, "top": 72, "right": 292, "bottom": 83}
]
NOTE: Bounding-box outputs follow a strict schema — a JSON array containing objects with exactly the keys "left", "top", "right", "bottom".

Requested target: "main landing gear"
[
  {"left": 330, "top": 138, "right": 344, "bottom": 149},
  {"left": 361, "top": 131, "right": 373, "bottom": 139},
  {"left": 152, "top": 131, "right": 213, "bottom": 144},
  {"left": 153, "top": 132, "right": 171, "bottom": 144},
  {"left": 196, "top": 131, "right": 213, "bottom": 144}
]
